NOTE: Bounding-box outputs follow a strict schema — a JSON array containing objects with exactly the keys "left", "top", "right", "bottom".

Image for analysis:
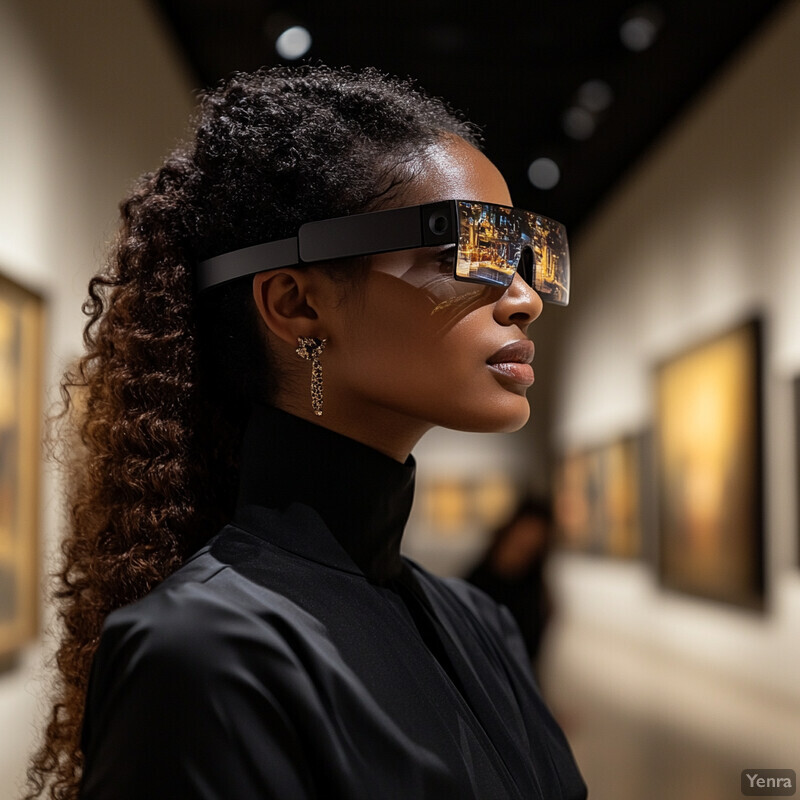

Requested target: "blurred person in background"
[
  {"left": 466, "top": 495, "right": 554, "bottom": 678},
  {"left": 26, "top": 64, "right": 584, "bottom": 800}
]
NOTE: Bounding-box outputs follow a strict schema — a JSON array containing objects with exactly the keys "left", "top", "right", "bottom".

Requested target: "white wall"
[
  {"left": 546, "top": 0, "right": 800, "bottom": 757},
  {"left": 0, "top": 0, "right": 193, "bottom": 795}
]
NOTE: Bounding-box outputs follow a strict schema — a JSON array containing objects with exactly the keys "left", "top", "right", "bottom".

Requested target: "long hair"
[{"left": 26, "top": 64, "right": 479, "bottom": 800}]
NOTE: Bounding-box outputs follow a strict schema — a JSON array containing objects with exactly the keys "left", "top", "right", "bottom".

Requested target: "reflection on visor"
[
  {"left": 371, "top": 249, "right": 493, "bottom": 317},
  {"left": 455, "top": 201, "right": 570, "bottom": 305}
]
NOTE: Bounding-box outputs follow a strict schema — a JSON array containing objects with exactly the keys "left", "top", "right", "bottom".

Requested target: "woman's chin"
[
  {"left": 491, "top": 406, "right": 531, "bottom": 433},
  {"left": 444, "top": 397, "right": 531, "bottom": 434}
]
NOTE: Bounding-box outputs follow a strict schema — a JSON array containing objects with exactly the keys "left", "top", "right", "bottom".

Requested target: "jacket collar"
[{"left": 232, "top": 402, "right": 416, "bottom": 583}]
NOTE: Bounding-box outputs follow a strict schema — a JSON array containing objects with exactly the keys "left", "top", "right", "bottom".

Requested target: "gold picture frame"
[
  {"left": 554, "top": 435, "right": 645, "bottom": 559},
  {"left": 0, "top": 270, "right": 44, "bottom": 659},
  {"left": 655, "top": 318, "right": 764, "bottom": 609},
  {"left": 554, "top": 448, "right": 605, "bottom": 554}
]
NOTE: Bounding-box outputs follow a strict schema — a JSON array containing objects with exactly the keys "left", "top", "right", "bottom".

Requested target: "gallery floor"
[
  {"left": 540, "top": 622, "right": 800, "bottom": 800},
  {"left": 544, "top": 672, "right": 744, "bottom": 800}
]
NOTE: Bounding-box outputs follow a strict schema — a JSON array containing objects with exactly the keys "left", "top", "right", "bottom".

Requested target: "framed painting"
[
  {"left": 0, "top": 270, "right": 44, "bottom": 659},
  {"left": 655, "top": 318, "right": 764, "bottom": 609},
  {"left": 554, "top": 436, "right": 646, "bottom": 559},
  {"left": 420, "top": 473, "right": 517, "bottom": 540},
  {"left": 553, "top": 448, "right": 605, "bottom": 554},
  {"left": 600, "top": 435, "right": 644, "bottom": 560}
]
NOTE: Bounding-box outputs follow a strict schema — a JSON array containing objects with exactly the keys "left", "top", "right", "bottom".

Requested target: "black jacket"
[{"left": 80, "top": 403, "right": 586, "bottom": 799}]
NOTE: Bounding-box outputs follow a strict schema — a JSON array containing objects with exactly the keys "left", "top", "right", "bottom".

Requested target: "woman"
[
  {"left": 466, "top": 495, "right": 555, "bottom": 672},
  {"left": 27, "top": 64, "right": 585, "bottom": 800}
]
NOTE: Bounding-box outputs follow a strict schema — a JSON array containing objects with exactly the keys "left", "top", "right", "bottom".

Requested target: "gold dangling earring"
[{"left": 295, "top": 336, "right": 327, "bottom": 416}]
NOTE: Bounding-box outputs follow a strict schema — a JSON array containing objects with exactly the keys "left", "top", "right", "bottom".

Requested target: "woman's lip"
[
  {"left": 487, "top": 339, "right": 535, "bottom": 366},
  {"left": 487, "top": 340, "right": 535, "bottom": 386},
  {"left": 488, "top": 362, "right": 535, "bottom": 385}
]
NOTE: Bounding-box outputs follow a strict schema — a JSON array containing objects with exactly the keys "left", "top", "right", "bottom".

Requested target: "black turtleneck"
[
  {"left": 233, "top": 404, "right": 472, "bottom": 700},
  {"left": 79, "top": 402, "right": 587, "bottom": 800},
  {"left": 234, "top": 402, "right": 415, "bottom": 583}
]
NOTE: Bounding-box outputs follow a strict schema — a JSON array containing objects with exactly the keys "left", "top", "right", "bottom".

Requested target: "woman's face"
[{"left": 318, "top": 134, "right": 543, "bottom": 446}]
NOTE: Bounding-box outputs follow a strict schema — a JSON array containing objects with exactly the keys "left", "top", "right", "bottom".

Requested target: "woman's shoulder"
[
  {"left": 96, "top": 531, "right": 313, "bottom": 676},
  {"left": 81, "top": 537, "right": 319, "bottom": 799}
]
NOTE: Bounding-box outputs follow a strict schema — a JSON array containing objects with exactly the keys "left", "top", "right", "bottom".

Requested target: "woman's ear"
[{"left": 252, "top": 269, "right": 327, "bottom": 345}]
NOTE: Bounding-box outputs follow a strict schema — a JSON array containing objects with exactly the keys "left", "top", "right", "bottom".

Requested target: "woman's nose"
[{"left": 493, "top": 272, "right": 543, "bottom": 332}]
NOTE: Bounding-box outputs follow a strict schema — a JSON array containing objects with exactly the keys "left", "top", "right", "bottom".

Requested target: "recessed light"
[
  {"left": 563, "top": 107, "right": 596, "bottom": 141},
  {"left": 275, "top": 25, "right": 312, "bottom": 60},
  {"left": 620, "top": 4, "right": 664, "bottom": 52},
  {"left": 528, "top": 158, "right": 560, "bottom": 190},
  {"left": 576, "top": 80, "right": 614, "bottom": 113}
]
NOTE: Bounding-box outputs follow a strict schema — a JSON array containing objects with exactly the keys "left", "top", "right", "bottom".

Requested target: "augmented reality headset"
[{"left": 196, "top": 200, "right": 570, "bottom": 306}]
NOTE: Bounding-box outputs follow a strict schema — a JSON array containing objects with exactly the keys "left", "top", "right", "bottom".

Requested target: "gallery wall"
[
  {"left": 0, "top": 0, "right": 193, "bottom": 795},
  {"left": 545, "top": 0, "right": 800, "bottom": 761}
]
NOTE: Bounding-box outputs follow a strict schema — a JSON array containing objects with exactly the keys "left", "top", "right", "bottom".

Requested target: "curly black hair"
[{"left": 26, "top": 63, "right": 480, "bottom": 800}]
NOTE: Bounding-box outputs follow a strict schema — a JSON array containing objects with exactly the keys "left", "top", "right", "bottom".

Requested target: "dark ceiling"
[{"left": 151, "top": 0, "right": 787, "bottom": 237}]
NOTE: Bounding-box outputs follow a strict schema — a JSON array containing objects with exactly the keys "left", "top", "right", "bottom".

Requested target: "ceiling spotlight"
[
  {"left": 527, "top": 158, "right": 560, "bottom": 190},
  {"left": 576, "top": 79, "right": 614, "bottom": 113},
  {"left": 275, "top": 25, "right": 312, "bottom": 60},
  {"left": 620, "top": 4, "right": 664, "bottom": 52},
  {"left": 562, "top": 107, "right": 595, "bottom": 141}
]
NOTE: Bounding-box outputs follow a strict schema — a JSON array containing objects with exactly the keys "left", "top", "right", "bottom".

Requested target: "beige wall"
[
  {"left": 0, "top": 0, "right": 193, "bottom": 795},
  {"left": 546, "top": 0, "right": 800, "bottom": 761}
]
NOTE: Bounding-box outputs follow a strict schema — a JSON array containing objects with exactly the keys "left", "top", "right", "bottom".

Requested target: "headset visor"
[
  {"left": 196, "top": 199, "right": 570, "bottom": 306},
  {"left": 454, "top": 201, "right": 569, "bottom": 306}
]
